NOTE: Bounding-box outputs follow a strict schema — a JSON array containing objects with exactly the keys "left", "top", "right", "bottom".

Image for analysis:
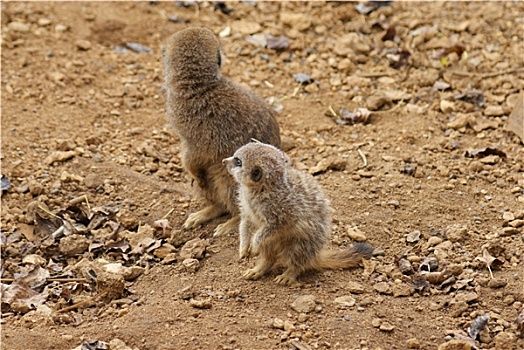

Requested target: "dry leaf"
[{"left": 467, "top": 313, "right": 490, "bottom": 340}]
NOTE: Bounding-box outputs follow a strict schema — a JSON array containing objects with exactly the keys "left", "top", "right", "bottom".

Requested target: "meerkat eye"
[
  {"left": 251, "top": 167, "right": 262, "bottom": 182},
  {"left": 234, "top": 157, "right": 242, "bottom": 167}
]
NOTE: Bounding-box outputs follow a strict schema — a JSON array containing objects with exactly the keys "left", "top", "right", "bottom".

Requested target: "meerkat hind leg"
[
  {"left": 183, "top": 204, "right": 226, "bottom": 230},
  {"left": 213, "top": 215, "right": 240, "bottom": 237},
  {"left": 274, "top": 267, "right": 302, "bottom": 287},
  {"left": 243, "top": 256, "right": 272, "bottom": 280}
]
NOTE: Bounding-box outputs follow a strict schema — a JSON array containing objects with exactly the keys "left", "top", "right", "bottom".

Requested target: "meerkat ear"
[{"left": 251, "top": 167, "right": 263, "bottom": 182}]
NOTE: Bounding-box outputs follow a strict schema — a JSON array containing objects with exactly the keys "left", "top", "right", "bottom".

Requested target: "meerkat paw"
[
  {"left": 274, "top": 273, "right": 301, "bottom": 287},
  {"left": 242, "top": 268, "right": 266, "bottom": 280},
  {"left": 183, "top": 205, "right": 226, "bottom": 230},
  {"left": 213, "top": 215, "right": 240, "bottom": 237},
  {"left": 238, "top": 245, "right": 252, "bottom": 261}
]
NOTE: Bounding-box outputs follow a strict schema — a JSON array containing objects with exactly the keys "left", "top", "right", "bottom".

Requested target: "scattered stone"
[
  {"left": 182, "top": 258, "right": 200, "bottom": 273},
  {"left": 334, "top": 33, "right": 370, "bottom": 56},
  {"left": 84, "top": 173, "right": 104, "bottom": 189},
  {"left": 283, "top": 320, "right": 296, "bottom": 332},
  {"left": 509, "top": 219, "right": 524, "bottom": 228},
  {"left": 406, "top": 230, "right": 421, "bottom": 243},
  {"left": 493, "top": 331, "right": 516, "bottom": 350},
  {"left": 379, "top": 322, "right": 395, "bottom": 332},
  {"left": 437, "top": 340, "right": 471, "bottom": 350},
  {"left": 446, "top": 224, "right": 468, "bottom": 242},
  {"left": 231, "top": 20, "right": 261, "bottom": 34},
  {"left": 346, "top": 227, "right": 367, "bottom": 242},
  {"left": 22, "top": 254, "right": 47, "bottom": 266},
  {"left": 279, "top": 12, "right": 311, "bottom": 31},
  {"left": 75, "top": 39, "right": 92, "bottom": 50},
  {"left": 398, "top": 258, "right": 414, "bottom": 275},
  {"left": 179, "top": 238, "right": 208, "bottom": 260},
  {"left": 272, "top": 318, "right": 285, "bottom": 329},
  {"left": 373, "top": 282, "right": 391, "bottom": 295},
  {"left": 8, "top": 21, "right": 30, "bottom": 32},
  {"left": 346, "top": 282, "right": 365, "bottom": 294},
  {"left": 487, "top": 278, "right": 507, "bottom": 289},
  {"left": 428, "top": 236, "right": 443, "bottom": 247},
  {"left": 44, "top": 151, "right": 76, "bottom": 165},
  {"left": 440, "top": 100, "right": 455, "bottom": 113},
  {"left": 455, "top": 291, "right": 479, "bottom": 304},
  {"left": 447, "top": 113, "right": 472, "bottom": 130},
  {"left": 297, "top": 313, "right": 309, "bottom": 323},
  {"left": 371, "top": 318, "right": 382, "bottom": 327},
  {"left": 484, "top": 105, "right": 505, "bottom": 117},
  {"left": 334, "top": 296, "right": 356, "bottom": 308},
  {"left": 291, "top": 295, "right": 317, "bottom": 314},
  {"left": 109, "top": 338, "right": 132, "bottom": 350},
  {"left": 392, "top": 284, "right": 413, "bottom": 297},
  {"left": 406, "top": 338, "right": 421, "bottom": 349},
  {"left": 189, "top": 298, "right": 212, "bottom": 309},
  {"left": 59, "top": 234, "right": 90, "bottom": 257},
  {"left": 420, "top": 257, "right": 439, "bottom": 272},
  {"left": 502, "top": 212, "right": 515, "bottom": 221}
]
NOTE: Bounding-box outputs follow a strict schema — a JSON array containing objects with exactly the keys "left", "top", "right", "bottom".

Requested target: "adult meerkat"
[
  {"left": 163, "top": 27, "right": 281, "bottom": 236},
  {"left": 223, "top": 142, "right": 373, "bottom": 286}
]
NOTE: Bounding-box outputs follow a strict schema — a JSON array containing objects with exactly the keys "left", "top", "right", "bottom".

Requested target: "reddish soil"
[{"left": 1, "top": 2, "right": 523, "bottom": 350}]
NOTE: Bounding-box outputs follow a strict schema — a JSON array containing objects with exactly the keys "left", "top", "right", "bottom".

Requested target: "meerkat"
[
  {"left": 163, "top": 27, "right": 281, "bottom": 236},
  {"left": 223, "top": 142, "right": 373, "bottom": 286}
]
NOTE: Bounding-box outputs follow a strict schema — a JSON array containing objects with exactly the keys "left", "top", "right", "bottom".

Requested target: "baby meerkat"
[
  {"left": 163, "top": 27, "right": 281, "bottom": 237},
  {"left": 223, "top": 142, "right": 373, "bottom": 286}
]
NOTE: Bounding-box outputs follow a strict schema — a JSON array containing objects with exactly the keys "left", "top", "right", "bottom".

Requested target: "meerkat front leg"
[
  {"left": 243, "top": 256, "right": 273, "bottom": 280},
  {"left": 213, "top": 215, "right": 240, "bottom": 237},
  {"left": 237, "top": 216, "right": 257, "bottom": 259},
  {"left": 183, "top": 204, "right": 227, "bottom": 229}
]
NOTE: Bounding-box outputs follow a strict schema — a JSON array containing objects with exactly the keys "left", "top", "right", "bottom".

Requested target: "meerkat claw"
[
  {"left": 242, "top": 268, "right": 264, "bottom": 280},
  {"left": 182, "top": 213, "right": 202, "bottom": 230},
  {"left": 274, "top": 274, "right": 300, "bottom": 287}
]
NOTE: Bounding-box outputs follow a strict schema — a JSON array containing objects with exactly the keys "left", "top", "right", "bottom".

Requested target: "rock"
[
  {"left": 406, "top": 338, "right": 421, "bottom": 349},
  {"left": 297, "top": 313, "right": 309, "bottom": 323},
  {"left": 493, "top": 331, "right": 516, "bottom": 350},
  {"left": 446, "top": 224, "right": 469, "bottom": 242},
  {"left": 283, "top": 320, "right": 296, "bottom": 332},
  {"left": 84, "top": 173, "right": 103, "bottom": 189},
  {"left": 346, "top": 227, "right": 367, "bottom": 242},
  {"left": 96, "top": 270, "right": 125, "bottom": 301},
  {"left": 127, "top": 224, "right": 154, "bottom": 249},
  {"left": 182, "top": 258, "right": 200, "bottom": 273},
  {"left": 22, "top": 254, "right": 47, "bottom": 265},
  {"left": 231, "top": 20, "right": 261, "bottom": 34},
  {"left": 334, "top": 296, "right": 356, "bottom": 308},
  {"left": 179, "top": 238, "right": 209, "bottom": 260},
  {"left": 455, "top": 291, "right": 479, "bottom": 304},
  {"left": 487, "top": 278, "right": 507, "bottom": 289},
  {"left": 440, "top": 100, "right": 455, "bottom": 113},
  {"left": 367, "top": 93, "right": 391, "bottom": 111},
  {"left": 428, "top": 236, "right": 443, "bottom": 247},
  {"left": 371, "top": 318, "right": 382, "bottom": 327},
  {"left": 406, "top": 230, "right": 421, "bottom": 243},
  {"left": 502, "top": 212, "right": 515, "bottom": 221},
  {"left": 398, "top": 258, "right": 414, "bottom": 275},
  {"left": 75, "top": 39, "right": 92, "bottom": 50},
  {"left": 291, "top": 295, "right": 317, "bottom": 313},
  {"left": 189, "top": 298, "right": 212, "bottom": 309},
  {"left": 153, "top": 243, "right": 176, "bottom": 258},
  {"left": 484, "top": 105, "right": 505, "bottom": 117},
  {"left": 38, "top": 18, "right": 52, "bottom": 26},
  {"left": 44, "top": 151, "right": 76, "bottom": 165},
  {"left": 437, "top": 340, "right": 471, "bottom": 350},
  {"left": 8, "top": 21, "right": 31, "bottom": 32},
  {"left": 279, "top": 12, "right": 311, "bottom": 31},
  {"left": 379, "top": 322, "right": 395, "bottom": 332},
  {"left": 346, "top": 282, "right": 365, "bottom": 294},
  {"left": 29, "top": 181, "right": 44, "bottom": 196},
  {"left": 272, "top": 318, "right": 285, "bottom": 329},
  {"left": 55, "top": 24, "right": 67, "bottom": 32},
  {"left": 334, "top": 33, "right": 370, "bottom": 56},
  {"left": 509, "top": 219, "right": 524, "bottom": 228},
  {"left": 109, "top": 339, "right": 132, "bottom": 350},
  {"left": 392, "top": 284, "right": 413, "bottom": 297},
  {"left": 447, "top": 113, "right": 472, "bottom": 130},
  {"left": 387, "top": 200, "right": 400, "bottom": 208},
  {"left": 59, "top": 234, "right": 90, "bottom": 256},
  {"left": 103, "top": 263, "right": 144, "bottom": 281},
  {"left": 373, "top": 282, "right": 391, "bottom": 295}
]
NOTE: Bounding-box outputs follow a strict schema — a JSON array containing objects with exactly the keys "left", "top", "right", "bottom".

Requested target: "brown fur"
[
  {"left": 224, "top": 142, "right": 373, "bottom": 286},
  {"left": 163, "top": 27, "right": 281, "bottom": 236}
]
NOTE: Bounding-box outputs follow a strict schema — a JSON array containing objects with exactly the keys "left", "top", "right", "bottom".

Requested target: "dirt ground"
[{"left": 1, "top": 1, "right": 524, "bottom": 350}]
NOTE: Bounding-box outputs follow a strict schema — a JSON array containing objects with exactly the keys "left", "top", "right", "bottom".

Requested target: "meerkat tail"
[{"left": 313, "top": 243, "right": 373, "bottom": 270}]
